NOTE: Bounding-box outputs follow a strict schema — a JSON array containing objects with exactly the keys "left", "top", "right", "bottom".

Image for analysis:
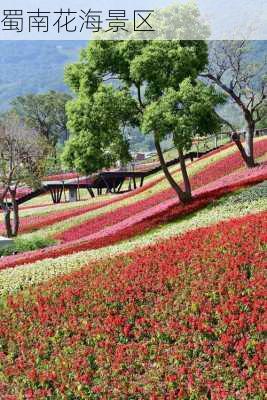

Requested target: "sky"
[{"left": 0, "top": 0, "right": 266, "bottom": 40}]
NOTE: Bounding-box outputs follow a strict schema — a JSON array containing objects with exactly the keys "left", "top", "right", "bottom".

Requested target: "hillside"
[
  {"left": 0, "top": 40, "right": 266, "bottom": 113},
  {"left": 0, "top": 41, "right": 86, "bottom": 111},
  {"left": 0, "top": 138, "right": 266, "bottom": 398}
]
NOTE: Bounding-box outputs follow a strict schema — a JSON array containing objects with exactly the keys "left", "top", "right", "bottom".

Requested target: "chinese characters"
[{"left": 1, "top": 8, "right": 155, "bottom": 34}]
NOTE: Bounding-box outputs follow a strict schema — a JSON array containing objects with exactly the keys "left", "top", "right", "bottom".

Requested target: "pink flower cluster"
[{"left": 0, "top": 188, "right": 32, "bottom": 201}]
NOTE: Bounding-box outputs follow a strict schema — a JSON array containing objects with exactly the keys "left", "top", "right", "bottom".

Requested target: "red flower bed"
[
  {"left": 0, "top": 162, "right": 266, "bottom": 271},
  {"left": 56, "top": 140, "right": 267, "bottom": 242},
  {"left": 0, "top": 212, "right": 266, "bottom": 399},
  {"left": 0, "top": 199, "right": 120, "bottom": 235}
]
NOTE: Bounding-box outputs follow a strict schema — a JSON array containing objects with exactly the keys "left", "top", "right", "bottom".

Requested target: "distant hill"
[
  {"left": 0, "top": 39, "right": 266, "bottom": 151},
  {"left": 0, "top": 41, "right": 86, "bottom": 111},
  {"left": 0, "top": 40, "right": 266, "bottom": 112}
]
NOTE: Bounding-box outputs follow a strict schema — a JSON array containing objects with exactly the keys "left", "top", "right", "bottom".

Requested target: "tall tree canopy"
[
  {"left": 63, "top": 4, "right": 223, "bottom": 203},
  {"left": 64, "top": 39, "right": 223, "bottom": 202},
  {"left": 62, "top": 84, "right": 135, "bottom": 173}
]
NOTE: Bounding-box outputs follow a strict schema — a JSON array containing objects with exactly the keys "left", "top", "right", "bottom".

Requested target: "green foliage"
[
  {"left": 0, "top": 236, "right": 55, "bottom": 257},
  {"left": 62, "top": 84, "right": 135, "bottom": 173},
  {"left": 0, "top": 41, "right": 86, "bottom": 112},
  {"left": 63, "top": 3, "right": 225, "bottom": 179},
  {"left": 12, "top": 90, "right": 72, "bottom": 147},
  {"left": 257, "top": 104, "right": 267, "bottom": 129},
  {"left": 142, "top": 79, "right": 225, "bottom": 149}
]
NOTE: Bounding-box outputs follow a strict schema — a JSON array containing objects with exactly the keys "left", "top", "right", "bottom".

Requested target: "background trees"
[
  {"left": 204, "top": 41, "right": 267, "bottom": 167},
  {"left": 12, "top": 90, "right": 71, "bottom": 155},
  {"left": 0, "top": 113, "right": 50, "bottom": 237}
]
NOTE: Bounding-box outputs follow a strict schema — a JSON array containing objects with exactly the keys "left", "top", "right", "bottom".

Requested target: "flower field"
[
  {"left": 1, "top": 32, "right": 267, "bottom": 400},
  {"left": 0, "top": 211, "right": 266, "bottom": 399},
  {"left": 0, "top": 138, "right": 266, "bottom": 400},
  {"left": 2, "top": 138, "right": 264, "bottom": 241},
  {"left": 0, "top": 180, "right": 266, "bottom": 294},
  {"left": 0, "top": 139, "right": 267, "bottom": 271},
  {"left": 0, "top": 159, "right": 266, "bottom": 274},
  {"left": 55, "top": 141, "right": 267, "bottom": 243}
]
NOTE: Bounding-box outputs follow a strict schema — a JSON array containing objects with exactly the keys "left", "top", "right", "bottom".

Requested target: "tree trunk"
[
  {"left": 232, "top": 124, "right": 256, "bottom": 169},
  {"left": 178, "top": 147, "right": 192, "bottom": 199},
  {"left": 231, "top": 132, "right": 250, "bottom": 165},
  {"left": 0, "top": 200, "right": 13, "bottom": 238},
  {"left": 4, "top": 209, "right": 12, "bottom": 238},
  {"left": 154, "top": 139, "right": 191, "bottom": 204},
  {"left": 244, "top": 119, "right": 256, "bottom": 168},
  {"left": 10, "top": 191, "right": 19, "bottom": 237}
]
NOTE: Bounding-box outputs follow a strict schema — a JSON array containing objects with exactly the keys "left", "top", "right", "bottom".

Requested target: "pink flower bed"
[
  {"left": 84, "top": 163, "right": 267, "bottom": 250},
  {"left": 0, "top": 187, "right": 32, "bottom": 201},
  {"left": 0, "top": 162, "right": 266, "bottom": 271},
  {"left": 57, "top": 140, "right": 267, "bottom": 243},
  {"left": 43, "top": 172, "right": 81, "bottom": 181}
]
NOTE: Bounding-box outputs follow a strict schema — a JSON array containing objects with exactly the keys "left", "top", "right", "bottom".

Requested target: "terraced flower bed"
[
  {"left": 56, "top": 141, "right": 267, "bottom": 243},
  {"left": 0, "top": 180, "right": 266, "bottom": 294},
  {"left": 0, "top": 211, "right": 265, "bottom": 399},
  {"left": 14, "top": 139, "right": 263, "bottom": 241},
  {"left": 0, "top": 161, "right": 266, "bottom": 272},
  {"left": 55, "top": 163, "right": 267, "bottom": 250},
  {"left": 14, "top": 142, "right": 239, "bottom": 240}
]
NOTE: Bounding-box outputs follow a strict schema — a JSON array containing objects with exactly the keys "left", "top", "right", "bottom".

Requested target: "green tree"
[
  {"left": 142, "top": 79, "right": 224, "bottom": 199},
  {"left": 257, "top": 103, "right": 267, "bottom": 129},
  {"left": 11, "top": 90, "right": 71, "bottom": 150},
  {"left": 63, "top": 2, "right": 224, "bottom": 203},
  {"left": 62, "top": 84, "right": 135, "bottom": 173},
  {"left": 64, "top": 40, "right": 223, "bottom": 203}
]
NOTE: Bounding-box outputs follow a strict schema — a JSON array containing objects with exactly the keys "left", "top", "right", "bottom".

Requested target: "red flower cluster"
[
  {"left": 0, "top": 212, "right": 266, "bottom": 399},
  {"left": 59, "top": 163, "right": 267, "bottom": 251},
  {"left": 0, "top": 161, "right": 266, "bottom": 271}
]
